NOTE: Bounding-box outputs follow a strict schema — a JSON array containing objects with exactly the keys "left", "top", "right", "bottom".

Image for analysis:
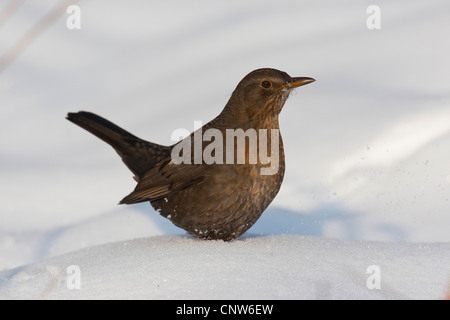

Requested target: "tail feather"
[
  {"left": 67, "top": 111, "right": 170, "bottom": 178},
  {"left": 67, "top": 111, "right": 138, "bottom": 149}
]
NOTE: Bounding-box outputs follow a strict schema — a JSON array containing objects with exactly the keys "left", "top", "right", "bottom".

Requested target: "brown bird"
[{"left": 67, "top": 68, "right": 314, "bottom": 241}]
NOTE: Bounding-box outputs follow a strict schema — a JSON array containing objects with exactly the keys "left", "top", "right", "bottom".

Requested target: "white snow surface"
[
  {"left": 1, "top": 235, "right": 449, "bottom": 300},
  {"left": 1, "top": 0, "right": 450, "bottom": 299}
]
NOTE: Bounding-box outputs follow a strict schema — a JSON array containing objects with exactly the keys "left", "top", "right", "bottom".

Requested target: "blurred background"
[{"left": 1, "top": 0, "right": 449, "bottom": 270}]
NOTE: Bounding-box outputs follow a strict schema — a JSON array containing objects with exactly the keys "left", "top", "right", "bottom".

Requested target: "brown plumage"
[{"left": 67, "top": 68, "right": 314, "bottom": 241}]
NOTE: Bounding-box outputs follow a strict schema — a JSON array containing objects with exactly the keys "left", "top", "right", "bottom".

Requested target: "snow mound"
[{"left": 1, "top": 235, "right": 448, "bottom": 300}]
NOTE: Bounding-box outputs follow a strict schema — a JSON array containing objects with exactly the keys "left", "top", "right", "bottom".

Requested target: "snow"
[
  {"left": 1, "top": 0, "right": 450, "bottom": 299},
  {"left": 1, "top": 235, "right": 449, "bottom": 300}
]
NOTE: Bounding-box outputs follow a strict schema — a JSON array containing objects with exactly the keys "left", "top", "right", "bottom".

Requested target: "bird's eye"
[{"left": 261, "top": 80, "right": 272, "bottom": 89}]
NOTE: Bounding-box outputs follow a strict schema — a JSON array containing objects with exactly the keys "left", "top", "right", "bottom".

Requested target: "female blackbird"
[{"left": 67, "top": 68, "right": 314, "bottom": 241}]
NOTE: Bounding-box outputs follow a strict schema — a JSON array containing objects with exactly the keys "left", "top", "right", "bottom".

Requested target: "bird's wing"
[{"left": 119, "top": 159, "right": 206, "bottom": 204}]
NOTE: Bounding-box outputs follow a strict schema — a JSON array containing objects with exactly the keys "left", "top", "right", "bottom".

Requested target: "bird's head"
[{"left": 223, "top": 68, "right": 315, "bottom": 124}]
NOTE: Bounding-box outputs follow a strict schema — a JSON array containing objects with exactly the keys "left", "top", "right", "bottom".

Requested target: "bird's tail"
[{"left": 66, "top": 111, "right": 170, "bottom": 178}]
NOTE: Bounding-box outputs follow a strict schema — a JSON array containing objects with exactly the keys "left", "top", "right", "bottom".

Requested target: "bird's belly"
[{"left": 151, "top": 163, "right": 284, "bottom": 240}]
